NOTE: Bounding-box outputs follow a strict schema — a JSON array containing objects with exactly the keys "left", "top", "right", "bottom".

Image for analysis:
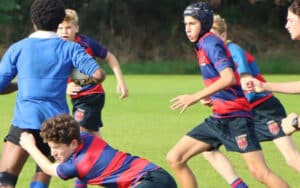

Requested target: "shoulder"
[
  {"left": 201, "top": 33, "right": 226, "bottom": 51},
  {"left": 76, "top": 34, "right": 99, "bottom": 45}
]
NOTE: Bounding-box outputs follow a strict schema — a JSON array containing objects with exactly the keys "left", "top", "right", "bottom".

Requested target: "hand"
[
  {"left": 20, "top": 132, "right": 36, "bottom": 151},
  {"left": 117, "top": 83, "right": 128, "bottom": 99},
  {"left": 281, "top": 112, "right": 299, "bottom": 135},
  {"left": 170, "top": 94, "right": 198, "bottom": 114},
  {"left": 241, "top": 77, "right": 265, "bottom": 93},
  {"left": 200, "top": 97, "right": 212, "bottom": 107},
  {"left": 66, "top": 82, "right": 82, "bottom": 95}
]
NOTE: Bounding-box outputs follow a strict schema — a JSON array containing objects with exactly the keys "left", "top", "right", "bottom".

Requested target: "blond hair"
[
  {"left": 211, "top": 14, "right": 227, "bottom": 36},
  {"left": 64, "top": 9, "right": 79, "bottom": 25}
]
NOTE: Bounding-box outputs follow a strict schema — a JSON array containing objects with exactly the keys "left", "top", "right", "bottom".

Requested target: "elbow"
[{"left": 93, "top": 69, "right": 106, "bottom": 84}]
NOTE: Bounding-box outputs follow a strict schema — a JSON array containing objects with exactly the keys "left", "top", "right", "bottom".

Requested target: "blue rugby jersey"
[
  {"left": 195, "top": 32, "right": 251, "bottom": 118},
  {"left": 227, "top": 41, "right": 272, "bottom": 108},
  {"left": 70, "top": 35, "right": 108, "bottom": 99},
  {"left": 0, "top": 31, "right": 100, "bottom": 129},
  {"left": 57, "top": 132, "right": 159, "bottom": 188}
]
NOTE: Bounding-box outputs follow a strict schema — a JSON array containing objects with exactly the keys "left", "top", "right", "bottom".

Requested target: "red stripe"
[
  {"left": 117, "top": 158, "right": 149, "bottom": 188},
  {"left": 71, "top": 84, "right": 104, "bottom": 99},
  {"left": 87, "top": 151, "right": 127, "bottom": 185},
  {"left": 250, "top": 93, "right": 273, "bottom": 108},
  {"left": 231, "top": 179, "right": 242, "bottom": 188},
  {"left": 76, "top": 137, "right": 106, "bottom": 178},
  {"left": 213, "top": 97, "right": 251, "bottom": 115}
]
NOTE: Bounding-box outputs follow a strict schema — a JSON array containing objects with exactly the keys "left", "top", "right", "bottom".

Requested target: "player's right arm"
[
  {"left": 19, "top": 132, "right": 59, "bottom": 177},
  {"left": 92, "top": 68, "right": 106, "bottom": 84}
]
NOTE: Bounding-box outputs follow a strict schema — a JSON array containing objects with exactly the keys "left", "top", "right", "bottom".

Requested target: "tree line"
[{"left": 0, "top": 0, "right": 293, "bottom": 62}]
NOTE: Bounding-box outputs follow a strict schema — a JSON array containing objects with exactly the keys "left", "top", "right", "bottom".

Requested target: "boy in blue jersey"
[
  {"left": 243, "top": 0, "right": 300, "bottom": 134},
  {"left": 166, "top": 2, "right": 289, "bottom": 188},
  {"left": 201, "top": 14, "right": 300, "bottom": 188},
  {"left": 0, "top": 0, "right": 105, "bottom": 187},
  {"left": 57, "top": 9, "right": 128, "bottom": 136},
  {"left": 19, "top": 114, "right": 177, "bottom": 188}
]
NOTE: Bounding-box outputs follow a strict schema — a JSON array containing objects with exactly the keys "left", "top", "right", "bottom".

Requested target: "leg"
[
  {"left": 273, "top": 136, "right": 300, "bottom": 172},
  {"left": 166, "top": 135, "right": 210, "bottom": 188},
  {"left": 0, "top": 141, "right": 29, "bottom": 188},
  {"left": 241, "top": 151, "right": 289, "bottom": 188},
  {"left": 202, "top": 151, "right": 247, "bottom": 186},
  {"left": 29, "top": 168, "right": 51, "bottom": 188}
]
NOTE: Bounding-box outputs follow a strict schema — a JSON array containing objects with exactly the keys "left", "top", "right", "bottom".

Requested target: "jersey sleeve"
[
  {"left": 70, "top": 43, "right": 101, "bottom": 77},
  {"left": 227, "top": 43, "right": 251, "bottom": 75},
  {"left": 57, "top": 159, "right": 78, "bottom": 180},
  {"left": 86, "top": 37, "right": 108, "bottom": 59},
  {"left": 204, "top": 36, "right": 234, "bottom": 72},
  {"left": 0, "top": 44, "right": 18, "bottom": 92},
  {"left": 74, "top": 178, "right": 87, "bottom": 188}
]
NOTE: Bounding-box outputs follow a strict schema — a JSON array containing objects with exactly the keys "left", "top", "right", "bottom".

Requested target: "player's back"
[{"left": 15, "top": 37, "right": 76, "bottom": 99}]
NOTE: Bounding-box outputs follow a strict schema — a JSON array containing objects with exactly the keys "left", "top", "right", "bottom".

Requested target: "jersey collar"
[{"left": 28, "top": 31, "right": 59, "bottom": 39}]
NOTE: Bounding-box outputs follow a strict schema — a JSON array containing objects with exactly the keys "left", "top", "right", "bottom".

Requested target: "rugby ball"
[{"left": 70, "top": 69, "right": 93, "bottom": 86}]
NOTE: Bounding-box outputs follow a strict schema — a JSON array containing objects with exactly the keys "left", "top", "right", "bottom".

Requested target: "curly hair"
[
  {"left": 30, "top": 0, "right": 66, "bottom": 31},
  {"left": 289, "top": 0, "right": 300, "bottom": 16},
  {"left": 40, "top": 114, "right": 81, "bottom": 145}
]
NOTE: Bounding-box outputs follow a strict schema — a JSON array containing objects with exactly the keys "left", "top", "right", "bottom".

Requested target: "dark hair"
[
  {"left": 40, "top": 114, "right": 81, "bottom": 145},
  {"left": 183, "top": 1, "right": 213, "bottom": 37},
  {"left": 30, "top": 0, "right": 66, "bottom": 31},
  {"left": 289, "top": 0, "right": 300, "bottom": 16}
]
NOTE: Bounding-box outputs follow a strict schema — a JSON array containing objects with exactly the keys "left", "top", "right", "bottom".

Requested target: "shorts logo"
[
  {"left": 74, "top": 108, "right": 85, "bottom": 122},
  {"left": 235, "top": 134, "right": 248, "bottom": 151},
  {"left": 267, "top": 120, "right": 280, "bottom": 135}
]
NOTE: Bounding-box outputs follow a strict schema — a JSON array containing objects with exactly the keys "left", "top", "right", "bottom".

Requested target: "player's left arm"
[
  {"left": 20, "top": 132, "right": 59, "bottom": 177},
  {"left": 105, "top": 51, "right": 128, "bottom": 99}
]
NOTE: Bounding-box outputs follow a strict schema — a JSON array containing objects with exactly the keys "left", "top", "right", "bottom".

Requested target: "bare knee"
[
  {"left": 248, "top": 166, "right": 271, "bottom": 183},
  {"left": 166, "top": 150, "right": 186, "bottom": 169}
]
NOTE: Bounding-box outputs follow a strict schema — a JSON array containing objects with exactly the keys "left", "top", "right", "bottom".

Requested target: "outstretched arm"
[
  {"left": 242, "top": 78, "right": 300, "bottom": 94},
  {"left": 19, "top": 132, "right": 59, "bottom": 177},
  {"left": 262, "top": 81, "right": 300, "bottom": 94},
  {"left": 105, "top": 51, "right": 128, "bottom": 99}
]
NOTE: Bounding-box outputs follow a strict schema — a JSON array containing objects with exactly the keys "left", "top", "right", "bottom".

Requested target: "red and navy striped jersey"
[
  {"left": 57, "top": 132, "right": 159, "bottom": 188},
  {"left": 70, "top": 35, "right": 107, "bottom": 99},
  {"left": 227, "top": 41, "right": 272, "bottom": 108},
  {"left": 195, "top": 32, "right": 252, "bottom": 118}
]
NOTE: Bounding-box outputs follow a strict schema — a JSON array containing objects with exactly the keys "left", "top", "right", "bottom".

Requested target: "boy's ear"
[{"left": 70, "top": 139, "right": 79, "bottom": 149}]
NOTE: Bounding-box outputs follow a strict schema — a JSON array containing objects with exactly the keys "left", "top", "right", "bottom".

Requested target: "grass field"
[{"left": 1, "top": 75, "right": 300, "bottom": 188}]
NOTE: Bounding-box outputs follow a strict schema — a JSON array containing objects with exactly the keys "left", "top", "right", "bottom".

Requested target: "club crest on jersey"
[
  {"left": 235, "top": 134, "right": 248, "bottom": 151},
  {"left": 267, "top": 120, "right": 280, "bottom": 135},
  {"left": 74, "top": 108, "right": 85, "bottom": 122}
]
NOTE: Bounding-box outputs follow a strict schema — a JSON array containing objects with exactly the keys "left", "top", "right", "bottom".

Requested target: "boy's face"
[
  {"left": 285, "top": 10, "right": 300, "bottom": 40},
  {"left": 48, "top": 140, "right": 77, "bottom": 163},
  {"left": 184, "top": 16, "right": 201, "bottom": 42},
  {"left": 57, "top": 21, "right": 79, "bottom": 41}
]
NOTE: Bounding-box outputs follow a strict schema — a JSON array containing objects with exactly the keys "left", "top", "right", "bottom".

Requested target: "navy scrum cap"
[{"left": 183, "top": 2, "right": 213, "bottom": 37}]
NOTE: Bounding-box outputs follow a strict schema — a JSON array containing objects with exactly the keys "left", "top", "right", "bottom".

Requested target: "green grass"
[{"left": 1, "top": 75, "right": 300, "bottom": 187}]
